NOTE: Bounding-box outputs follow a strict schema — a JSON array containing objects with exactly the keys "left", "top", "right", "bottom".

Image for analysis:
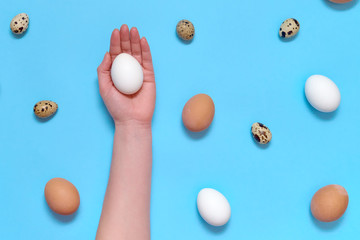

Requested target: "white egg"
[
  {"left": 305, "top": 75, "right": 341, "bottom": 113},
  {"left": 197, "top": 188, "right": 231, "bottom": 226},
  {"left": 110, "top": 53, "right": 143, "bottom": 95}
]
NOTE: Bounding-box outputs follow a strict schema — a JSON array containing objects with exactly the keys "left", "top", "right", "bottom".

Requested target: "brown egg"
[
  {"left": 182, "top": 94, "right": 215, "bottom": 132},
  {"left": 329, "top": 0, "right": 352, "bottom": 3},
  {"left": 311, "top": 184, "right": 348, "bottom": 222},
  {"left": 45, "top": 178, "right": 80, "bottom": 215}
]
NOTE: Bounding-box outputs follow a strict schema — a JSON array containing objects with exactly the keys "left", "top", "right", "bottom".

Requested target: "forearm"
[{"left": 96, "top": 122, "right": 152, "bottom": 240}]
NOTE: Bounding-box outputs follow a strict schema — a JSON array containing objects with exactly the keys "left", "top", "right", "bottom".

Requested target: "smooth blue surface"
[{"left": 1, "top": 0, "right": 360, "bottom": 239}]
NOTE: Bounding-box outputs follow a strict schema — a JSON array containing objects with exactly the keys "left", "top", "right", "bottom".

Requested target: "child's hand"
[{"left": 97, "top": 24, "right": 155, "bottom": 128}]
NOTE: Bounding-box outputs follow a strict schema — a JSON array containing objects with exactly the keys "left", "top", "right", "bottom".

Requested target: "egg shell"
[
  {"left": 176, "top": 20, "right": 195, "bottom": 40},
  {"left": 45, "top": 178, "right": 80, "bottom": 215},
  {"left": 10, "top": 13, "right": 29, "bottom": 35},
  {"left": 197, "top": 188, "right": 231, "bottom": 226},
  {"left": 279, "top": 18, "right": 300, "bottom": 38},
  {"left": 110, "top": 53, "right": 144, "bottom": 95},
  {"left": 311, "top": 184, "right": 348, "bottom": 222},
  {"left": 182, "top": 94, "right": 215, "bottom": 132},
  {"left": 251, "top": 122, "right": 272, "bottom": 144},
  {"left": 33, "top": 100, "right": 58, "bottom": 118},
  {"left": 305, "top": 75, "right": 341, "bottom": 113},
  {"left": 329, "top": 0, "right": 352, "bottom": 3}
]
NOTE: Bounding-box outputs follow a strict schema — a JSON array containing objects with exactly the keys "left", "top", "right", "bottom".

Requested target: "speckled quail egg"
[
  {"left": 10, "top": 13, "right": 29, "bottom": 35},
  {"left": 279, "top": 18, "right": 300, "bottom": 38},
  {"left": 251, "top": 122, "right": 272, "bottom": 144},
  {"left": 176, "top": 20, "right": 195, "bottom": 41},
  {"left": 34, "top": 100, "right": 58, "bottom": 118}
]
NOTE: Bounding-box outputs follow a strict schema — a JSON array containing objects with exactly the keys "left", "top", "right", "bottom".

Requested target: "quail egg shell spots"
[
  {"left": 305, "top": 75, "right": 340, "bottom": 113},
  {"left": 176, "top": 19, "right": 195, "bottom": 41},
  {"left": 197, "top": 188, "right": 231, "bottom": 226},
  {"left": 33, "top": 100, "right": 58, "bottom": 118},
  {"left": 111, "top": 53, "right": 144, "bottom": 95},
  {"left": 279, "top": 18, "right": 300, "bottom": 38},
  {"left": 251, "top": 122, "right": 272, "bottom": 144},
  {"left": 10, "top": 13, "right": 29, "bottom": 35}
]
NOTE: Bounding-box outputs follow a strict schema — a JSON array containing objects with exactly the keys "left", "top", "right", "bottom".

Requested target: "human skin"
[
  {"left": 329, "top": 0, "right": 352, "bottom": 3},
  {"left": 96, "top": 24, "right": 155, "bottom": 240}
]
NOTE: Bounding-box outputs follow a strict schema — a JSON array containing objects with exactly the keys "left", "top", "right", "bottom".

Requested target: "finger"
[
  {"left": 140, "top": 37, "right": 154, "bottom": 71},
  {"left": 97, "top": 52, "right": 113, "bottom": 95},
  {"left": 120, "top": 24, "right": 131, "bottom": 54},
  {"left": 109, "top": 29, "right": 121, "bottom": 61},
  {"left": 130, "top": 27, "right": 142, "bottom": 64}
]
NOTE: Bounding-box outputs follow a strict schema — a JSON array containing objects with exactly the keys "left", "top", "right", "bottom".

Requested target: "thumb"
[{"left": 97, "top": 52, "right": 112, "bottom": 95}]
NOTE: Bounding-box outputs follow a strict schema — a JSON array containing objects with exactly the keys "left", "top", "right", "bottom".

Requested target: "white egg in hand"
[
  {"left": 305, "top": 75, "right": 341, "bottom": 113},
  {"left": 111, "top": 53, "right": 144, "bottom": 95},
  {"left": 197, "top": 188, "right": 231, "bottom": 226}
]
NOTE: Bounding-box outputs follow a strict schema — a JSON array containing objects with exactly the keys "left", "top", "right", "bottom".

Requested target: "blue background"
[{"left": 1, "top": 0, "right": 360, "bottom": 239}]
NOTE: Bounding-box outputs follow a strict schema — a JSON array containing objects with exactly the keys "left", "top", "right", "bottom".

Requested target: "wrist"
[{"left": 115, "top": 120, "right": 152, "bottom": 134}]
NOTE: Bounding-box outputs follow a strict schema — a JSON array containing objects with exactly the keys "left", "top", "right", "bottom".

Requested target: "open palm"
[{"left": 97, "top": 24, "right": 156, "bottom": 126}]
